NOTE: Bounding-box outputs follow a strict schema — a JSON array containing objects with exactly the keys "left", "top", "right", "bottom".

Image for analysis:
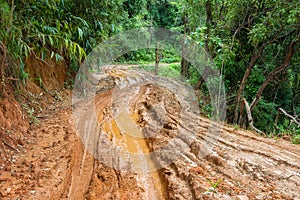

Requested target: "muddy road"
[{"left": 1, "top": 67, "right": 300, "bottom": 199}]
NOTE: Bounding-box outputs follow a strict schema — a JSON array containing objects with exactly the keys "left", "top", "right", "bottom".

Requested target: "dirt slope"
[{"left": 0, "top": 67, "right": 300, "bottom": 200}]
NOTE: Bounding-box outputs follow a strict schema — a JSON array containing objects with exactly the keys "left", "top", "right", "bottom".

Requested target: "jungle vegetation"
[{"left": 0, "top": 0, "right": 299, "bottom": 142}]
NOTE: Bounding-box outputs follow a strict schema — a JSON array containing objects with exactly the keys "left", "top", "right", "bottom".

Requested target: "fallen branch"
[
  {"left": 243, "top": 98, "right": 263, "bottom": 134},
  {"left": 3, "top": 140, "right": 20, "bottom": 152},
  {"left": 6, "top": 77, "right": 19, "bottom": 81},
  {"left": 275, "top": 108, "right": 300, "bottom": 126},
  {"left": 32, "top": 51, "right": 51, "bottom": 67}
]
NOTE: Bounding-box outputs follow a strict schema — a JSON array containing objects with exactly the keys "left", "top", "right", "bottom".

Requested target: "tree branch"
[
  {"left": 275, "top": 108, "right": 300, "bottom": 126},
  {"left": 250, "top": 35, "right": 300, "bottom": 111},
  {"left": 243, "top": 98, "right": 263, "bottom": 134},
  {"left": 31, "top": 51, "right": 51, "bottom": 67}
]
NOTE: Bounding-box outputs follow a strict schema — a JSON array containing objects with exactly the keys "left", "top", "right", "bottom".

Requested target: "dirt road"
[{"left": 0, "top": 67, "right": 300, "bottom": 199}]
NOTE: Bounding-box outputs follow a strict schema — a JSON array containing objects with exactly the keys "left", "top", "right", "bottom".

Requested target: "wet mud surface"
[{"left": 1, "top": 67, "right": 300, "bottom": 199}]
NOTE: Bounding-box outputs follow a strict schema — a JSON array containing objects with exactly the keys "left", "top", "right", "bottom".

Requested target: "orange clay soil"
[{"left": 0, "top": 66, "right": 300, "bottom": 200}]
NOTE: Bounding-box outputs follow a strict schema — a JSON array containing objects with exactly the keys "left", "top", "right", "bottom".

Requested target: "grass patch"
[{"left": 137, "top": 63, "right": 181, "bottom": 78}]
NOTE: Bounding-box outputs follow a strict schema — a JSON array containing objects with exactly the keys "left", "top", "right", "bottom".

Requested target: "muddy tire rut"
[{"left": 1, "top": 68, "right": 300, "bottom": 199}]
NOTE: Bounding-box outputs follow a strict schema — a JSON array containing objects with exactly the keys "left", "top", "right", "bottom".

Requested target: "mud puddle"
[
  {"left": 95, "top": 68, "right": 172, "bottom": 199},
  {"left": 100, "top": 108, "right": 166, "bottom": 199}
]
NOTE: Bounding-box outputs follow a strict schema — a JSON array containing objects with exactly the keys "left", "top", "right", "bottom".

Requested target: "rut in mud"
[{"left": 1, "top": 66, "right": 300, "bottom": 200}]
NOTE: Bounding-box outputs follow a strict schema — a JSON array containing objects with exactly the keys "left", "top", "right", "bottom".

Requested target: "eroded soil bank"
[{"left": 1, "top": 66, "right": 300, "bottom": 200}]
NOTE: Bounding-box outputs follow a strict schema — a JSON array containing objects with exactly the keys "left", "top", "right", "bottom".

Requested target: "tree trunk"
[
  {"left": 238, "top": 98, "right": 245, "bottom": 127},
  {"left": 243, "top": 98, "right": 263, "bottom": 134},
  {"left": 233, "top": 30, "right": 282, "bottom": 124},
  {"left": 291, "top": 73, "right": 299, "bottom": 117},
  {"left": 155, "top": 42, "right": 159, "bottom": 76},
  {"left": 233, "top": 47, "right": 263, "bottom": 124},
  {"left": 194, "top": 67, "right": 213, "bottom": 89},
  {"left": 181, "top": 15, "right": 189, "bottom": 79},
  {"left": 180, "top": 59, "right": 189, "bottom": 79},
  {"left": 194, "top": 77, "right": 204, "bottom": 90},
  {"left": 204, "top": 0, "right": 213, "bottom": 54}
]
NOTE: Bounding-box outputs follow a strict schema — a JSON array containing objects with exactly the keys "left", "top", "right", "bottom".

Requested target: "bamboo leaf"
[
  {"left": 48, "top": 35, "right": 53, "bottom": 46},
  {"left": 64, "top": 39, "right": 69, "bottom": 48},
  {"left": 51, "top": 51, "right": 55, "bottom": 59},
  {"left": 42, "top": 34, "right": 45, "bottom": 46},
  {"left": 55, "top": 53, "right": 64, "bottom": 62},
  {"left": 78, "top": 27, "right": 83, "bottom": 40},
  {"left": 73, "top": 42, "right": 77, "bottom": 54}
]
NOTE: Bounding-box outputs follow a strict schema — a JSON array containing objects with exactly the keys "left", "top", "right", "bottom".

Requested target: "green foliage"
[
  {"left": 274, "top": 114, "right": 300, "bottom": 143},
  {"left": 245, "top": 65, "right": 265, "bottom": 97},
  {"left": 1, "top": 0, "right": 131, "bottom": 77},
  {"left": 253, "top": 99, "right": 278, "bottom": 133},
  {"left": 21, "top": 103, "right": 39, "bottom": 124},
  {"left": 119, "top": 49, "right": 155, "bottom": 63},
  {"left": 138, "top": 63, "right": 181, "bottom": 78},
  {"left": 147, "top": 0, "right": 180, "bottom": 28},
  {"left": 118, "top": 48, "right": 181, "bottom": 64},
  {"left": 292, "top": 134, "right": 300, "bottom": 144},
  {"left": 1, "top": 0, "right": 86, "bottom": 76},
  {"left": 232, "top": 124, "right": 239, "bottom": 130},
  {"left": 205, "top": 178, "right": 223, "bottom": 194},
  {"left": 1, "top": 0, "right": 299, "bottom": 143},
  {"left": 160, "top": 49, "right": 181, "bottom": 63},
  {"left": 182, "top": 0, "right": 300, "bottom": 139},
  {"left": 19, "top": 61, "right": 28, "bottom": 84}
]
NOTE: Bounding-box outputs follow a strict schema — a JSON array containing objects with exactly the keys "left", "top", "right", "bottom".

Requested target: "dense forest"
[{"left": 1, "top": 0, "right": 299, "bottom": 142}]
